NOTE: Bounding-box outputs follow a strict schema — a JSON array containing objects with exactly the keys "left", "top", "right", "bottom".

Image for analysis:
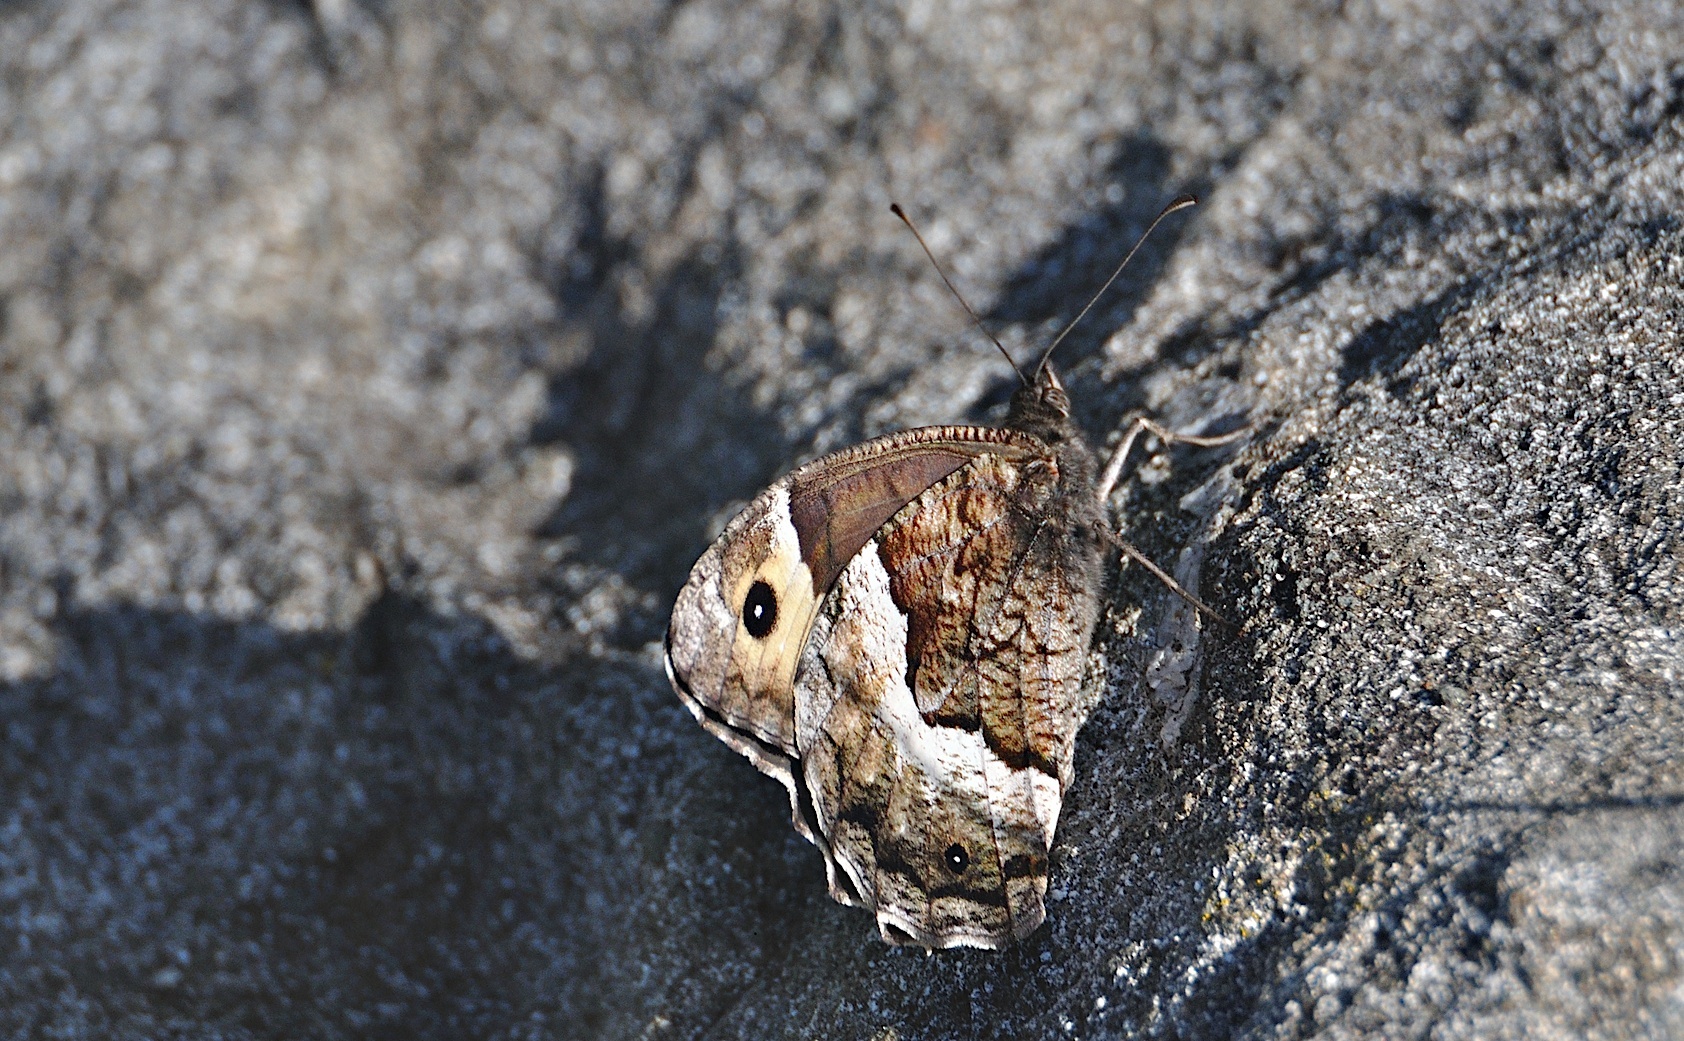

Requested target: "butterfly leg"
[
  {"left": 1095, "top": 415, "right": 1251, "bottom": 502},
  {"left": 1096, "top": 415, "right": 1250, "bottom": 626},
  {"left": 1099, "top": 525, "right": 1231, "bottom": 626}
]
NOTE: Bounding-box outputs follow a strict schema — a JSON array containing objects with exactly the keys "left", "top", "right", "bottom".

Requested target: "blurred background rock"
[{"left": 0, "top": 0, "right": 1679, "bottom": 1037}]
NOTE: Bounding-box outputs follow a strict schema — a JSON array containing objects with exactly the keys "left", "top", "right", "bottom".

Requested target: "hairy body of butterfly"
[{"left": 665, "top": 366, "right": 1110, "bottom": 949}]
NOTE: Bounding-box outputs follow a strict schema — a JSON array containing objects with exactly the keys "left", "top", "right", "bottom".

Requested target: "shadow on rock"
[
  {"left": 0, "top": 593, "right": 826, "bottom": 1038},
  {"left": 529, "top": 164, "right": 788, "bottom": 597},
  {"left": 1337, "top": 279, "right": 1474, "bottom": 394},
  {"left": 965, "top": 134, "right": 1203, "bottom": 425}
]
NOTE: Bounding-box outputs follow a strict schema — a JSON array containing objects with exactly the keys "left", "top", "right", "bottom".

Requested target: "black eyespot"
[
  {"left": 944, "top": 843, "right": 968, "bottom": 874},
  {"left": 742, "top": 580, "right": 778, "bottom": 639}
]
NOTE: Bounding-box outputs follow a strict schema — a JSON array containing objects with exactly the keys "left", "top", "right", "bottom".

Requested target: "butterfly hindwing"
[{"left": 793, "top": 449, "right": 1105, "bottom": 947}]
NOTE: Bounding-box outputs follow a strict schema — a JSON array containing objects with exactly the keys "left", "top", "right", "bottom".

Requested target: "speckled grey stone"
[{"left": 0, "top": 0, "right": 1679, "bottom": 1038}]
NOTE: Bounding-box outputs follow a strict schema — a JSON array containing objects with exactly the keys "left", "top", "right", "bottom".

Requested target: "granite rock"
[{"left": 0, "top": 0, "right": 1680, "bottom": 1037}]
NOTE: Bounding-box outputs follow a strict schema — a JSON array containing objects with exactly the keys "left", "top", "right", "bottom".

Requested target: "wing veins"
[{"left": 906, "top": 497, "right": 1052, "bottom": 723}]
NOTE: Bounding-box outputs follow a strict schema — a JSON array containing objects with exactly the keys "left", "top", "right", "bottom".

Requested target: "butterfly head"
[{"left": 1005, "top": 364, "right": 1075, "bottom": 443}]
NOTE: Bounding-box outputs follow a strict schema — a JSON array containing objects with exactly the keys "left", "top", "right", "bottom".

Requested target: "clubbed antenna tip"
[{"left": 1032, "top": 193, "right": 1199, "bottom": 378}]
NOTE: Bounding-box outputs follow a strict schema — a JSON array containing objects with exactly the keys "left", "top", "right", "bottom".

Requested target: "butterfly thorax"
[{"left": 1004, "top": 365, "right": 1105, "bottom": 543}]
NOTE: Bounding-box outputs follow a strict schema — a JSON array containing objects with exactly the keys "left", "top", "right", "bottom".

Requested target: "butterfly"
[{"left": 664, "top": 196, "right": 1241, "bottom": 948}]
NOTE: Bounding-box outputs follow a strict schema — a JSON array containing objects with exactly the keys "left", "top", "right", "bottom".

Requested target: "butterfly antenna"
[
  {"left": 890, "top": 203, "right": 1028, "bottom": 386},
  {"left": 1032, "top": 193, "right": 1198, "bottom": 379}
]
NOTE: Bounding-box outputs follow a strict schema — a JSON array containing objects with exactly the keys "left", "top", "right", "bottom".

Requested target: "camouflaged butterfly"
[{"left": 664, "top": 196, "right": 1238, "bottom": 949}]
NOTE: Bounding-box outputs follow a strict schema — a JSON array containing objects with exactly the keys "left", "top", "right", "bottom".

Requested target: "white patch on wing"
[
  {"left": 831, "top": 544, "right": 1011, "bottom": 797},
  {"left": 792, "top": 533, "right": 1067, "bottom": 938}
]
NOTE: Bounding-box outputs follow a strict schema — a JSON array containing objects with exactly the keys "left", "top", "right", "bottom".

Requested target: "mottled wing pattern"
[
  {"left": 884, "top": 455, "right": 1102, "bottom": 789},
  {"left": 666, "top": 482, "right": 817, "bottom": 787},
  {"left": 792, "top": 452, "right": 1104, "bottom": 948},
  {"left": 665, "top": 426, "right": 1046, "bottom": 841}
]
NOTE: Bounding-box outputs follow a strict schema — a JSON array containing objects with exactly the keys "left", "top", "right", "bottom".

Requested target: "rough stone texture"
[{"left": 0, "top": 0, "right": 1680, "bottom": 1037}]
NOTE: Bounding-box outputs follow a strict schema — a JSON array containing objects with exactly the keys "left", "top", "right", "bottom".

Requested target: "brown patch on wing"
[
  {"left": 792, "top": 546, "right": 1048, "bottom": 948},
  {"left": 872, "top": 455, "right": 1038, "bottom": 717},
  {"left": 874, "top": 454, "right": 1103, "bottom": 788},
  {"left": 785, "top": 426, "right": 1043, "bottom": 595},
  {"left": 975, "top": 542, "right": 1101, "bottom": 787}
]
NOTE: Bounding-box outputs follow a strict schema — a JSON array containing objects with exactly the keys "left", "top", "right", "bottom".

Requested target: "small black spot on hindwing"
[{"left": 1002, "top": 852, "right": 1048, "bottom": 880}]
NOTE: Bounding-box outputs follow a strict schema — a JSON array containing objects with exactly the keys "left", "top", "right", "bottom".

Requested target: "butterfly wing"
[
  {"left": 792, "top": 447, "right": 1105, "bottom": 948},
  {"left": 665, "top": 425, "right": 1044, "bottom": 838}
]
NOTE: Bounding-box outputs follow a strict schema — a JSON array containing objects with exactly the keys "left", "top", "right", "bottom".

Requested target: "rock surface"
[{"left": 1, "top": 0, "right": 1680, "bottom": 1037}]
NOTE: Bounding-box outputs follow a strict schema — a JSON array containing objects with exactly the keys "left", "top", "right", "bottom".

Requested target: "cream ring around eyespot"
[{"left": 721, "top": 487, "right": 823, "bottom": 731}]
